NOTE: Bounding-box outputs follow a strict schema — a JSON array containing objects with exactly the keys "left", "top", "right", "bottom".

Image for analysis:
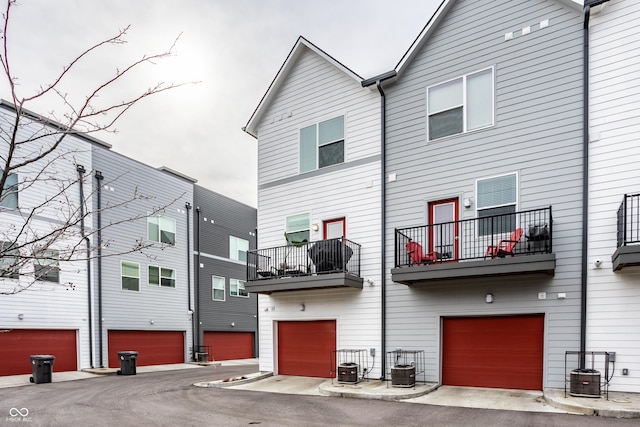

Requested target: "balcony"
[
  {"left": 613, "top": 193, "right": 640, "bottom": 271},
  {"left": 246, "top": 237, "right": 363, "bottom": 294},
  {"left": 391, "top": 207, "right": 555, "bottom": 285}
]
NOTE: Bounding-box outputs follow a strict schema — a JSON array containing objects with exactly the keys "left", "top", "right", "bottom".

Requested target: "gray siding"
[
  {"left": 194, "top": 185, "right": 257, "bottom": 353},
  {"left": 92, "top": 145, "right": 194, "bottom": 364},
  {"left": 384, "top": 0, "right": 583, "bottom": 388}
]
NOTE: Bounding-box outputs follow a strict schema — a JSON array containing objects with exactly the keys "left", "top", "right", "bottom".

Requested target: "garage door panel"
[
  {"left": 443, "top": 315, "right": 544, "bottom": 390},
  {"left": 278, "top": 320, "right": 336, "bottom": 378},
  {"left": 108, "top": 330, "right": 184, "bottom": 368},
  {"left": 0, "top": 329, "right": 77, "bottom": 376},
  {"left": 204, "top": 332, "right": 254, "bottom": 361}
]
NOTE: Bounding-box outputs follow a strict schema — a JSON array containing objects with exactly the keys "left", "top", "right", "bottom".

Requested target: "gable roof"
[
  {"left": 243, "top": 36, "right": 362, "bottom": 138},
  {"left": 394, "top": 0, "right": 583, "bottom": 78}
]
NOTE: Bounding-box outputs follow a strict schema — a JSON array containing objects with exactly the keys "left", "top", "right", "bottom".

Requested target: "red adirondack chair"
[
  {"left": 406, "top": 241, "right": 438, "bottom": 265},
  {"left": 485, "top": 228, "right": 524, "bottom": 259}
]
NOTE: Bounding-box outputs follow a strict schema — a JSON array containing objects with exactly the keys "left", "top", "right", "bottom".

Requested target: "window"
[
  {"left": 212, "top": 275, "right": 225, "bottom": 301},
  {"left": 0, "top": 172, "right": 18, "bottom": 209},
  {"left": 427, "top": 68, "right": 493, "bottom": 140},
  {"left": 230, "top": 236, "right": 249, "bottom": 262},
  {"left": 148, "top": 265, "right": 176, "bottom": 288},
  {"left": 0, "top": 241, "right": 19, "bottom": 279},
  {"left": 34, "top": 249, "right": 59, "bottom": 283},
  {"left": 286, "top": 213, "right": 310, "bottom": 243},
  {"left": 148, "top": 216, "right": 176, "bottom": 245},
  {"left": 477, "top": 173, "right": 517, "bottom": 236},
  {"left": 230, "top": 278, "right": 248, "bottom": 297},
  {"left": 300, "top": 115, "right": 345, "bottom": 173},
  {"left": 121, "top": 261, "right": 140, "bottom": 291}
]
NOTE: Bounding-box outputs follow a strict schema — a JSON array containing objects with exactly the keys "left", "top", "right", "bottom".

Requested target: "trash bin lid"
[
  {"left": 30, "top": 355, "right": 55, "bottom": 359},
  {"left": 117, "top": 351, "right": 139, "bottom": 355}
]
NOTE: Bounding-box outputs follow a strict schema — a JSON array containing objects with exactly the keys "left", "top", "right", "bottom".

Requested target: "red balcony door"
[
  {"left": 324, "top": 218, "right": 345, "bottom": 239},
  {"left": 428, "top": 199, "right": 459, "bottom": 261}
]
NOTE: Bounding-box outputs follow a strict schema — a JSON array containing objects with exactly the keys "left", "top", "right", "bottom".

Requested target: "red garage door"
[
  {"left": 278, "top": 320, "right": 336, "bottom": 378},
  {"left": 108, "top": 330, "right": 184, "bottom": 368},
  {"left": 0, "top": 329, "right": 77, "bottom": 376},
  {"left": 203, "top": 332, "right": 254, "bottom": 361},
  {"left": 442, "top": 315, "right": 544, "bottom": 390}
]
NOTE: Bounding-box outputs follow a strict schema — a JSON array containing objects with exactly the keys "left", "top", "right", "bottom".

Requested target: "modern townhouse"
[
  {"left": 244, "top": 37, "right": 383, "bottom": 379},
  {"left": 587, "top": 0, "right": 640, "bottom": 393},
  {"left": 193, "top": 184, "right": 258, "bottom": 362},
  {"left": 91, "top": 143, "right": 196, "bottom": 369},
  {"left": 382, "top": 0, "right": 587, "bottom": 390},
  {"left": 0, "top": 100, "right": 96, "bottom": 375}
]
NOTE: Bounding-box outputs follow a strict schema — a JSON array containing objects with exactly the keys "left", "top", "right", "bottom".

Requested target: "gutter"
[
  {"left": 195, "top": 206, "right": 202, "bottom": 353},
  {"left": 580, "top": 0, "right": 610, "bottom": 368},
  {"left": 94, "top": 170, "right": 104, "bottom": 367},
  {"left": 186, "top": 202, "right": 194, "bottom": 360},
  {"left": 76, "top": 165, "right": 93, "bottom": 368},
  {"left": 362, "top": 70, "right": 396, "bottom": 379}
]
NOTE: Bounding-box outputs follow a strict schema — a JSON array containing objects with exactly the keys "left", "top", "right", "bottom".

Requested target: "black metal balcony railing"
[
  {"left": 247, "top": 237, "right": 361, "bottom": 281},
  {"left": 395, "top": 207, "right": 552, "bottom": 268},
  {"left": 616, "top": 194, "right": 640, "bottom": 247}
]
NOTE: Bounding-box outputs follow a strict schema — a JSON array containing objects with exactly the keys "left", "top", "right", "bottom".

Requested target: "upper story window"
[
  {"left": 121, "top": 261, "right": 140, "bottom": 291},
  {"left": 0, "top": 172, "right": 18, "bottom": 209},
  {"left": 230, "top": 235, "right": 249, "bottom": 262},
  {"left": 148, "top": 265, "right": 176, "bottom": 288},
  {"left": 212, "top": 275, "right": 225, "bottom": 301},
  {"left": 300, "top": 115, "right": 345, "bottom": 173},
  {"left": 0, "top": 241, "right": 19, "bottom": 279},
  {"left": 285, "top": 213, "right": 310, "bottom": 243},
  {"left": 427, "top": 67, "right": 493, "bottom": 141},
  {"left": 34, "top": 249, "right": 59, "bottom": 283},
  {"left": 148, "top": 216, "right": 176, "bottom": 245},
  {"left": 477, "top": 173, "right": 517, "bottom": 236},
  {"left": 230, "top": 278, "right": 248, "bottom": 297}
]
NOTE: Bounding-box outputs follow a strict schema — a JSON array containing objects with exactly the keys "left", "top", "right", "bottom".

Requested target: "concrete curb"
[
  {"left": 319, "top": 380, "right": 439, "bottom": 401},
  {"left": 194, "top": 371, "right": 273, "bottom": 388},
  {"left": 543, "top": 389, "right": 640, "bottom": 419}
]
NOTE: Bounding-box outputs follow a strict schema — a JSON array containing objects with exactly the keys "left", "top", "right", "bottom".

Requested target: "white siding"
[
  {"left": 0, "top": 107, "right": 94, "bottom": 370},
  {"left": 254, "top": 44, "right": 383, "bottom": 376},
  {"left": 588, "top": 0, "right": 640, "bottom": 393}
]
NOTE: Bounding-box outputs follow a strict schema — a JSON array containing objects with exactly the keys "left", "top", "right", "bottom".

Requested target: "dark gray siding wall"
[
  {"left": 194, "top": 185, "right": 257, "bottom": 351},
  {"left": 384, "top": 0, "right": 583, "bottom": 388}
]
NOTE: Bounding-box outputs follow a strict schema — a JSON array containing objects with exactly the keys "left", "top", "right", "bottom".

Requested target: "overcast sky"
[{"left": 1, "top": 0, "right": 452, "bottom": 207}]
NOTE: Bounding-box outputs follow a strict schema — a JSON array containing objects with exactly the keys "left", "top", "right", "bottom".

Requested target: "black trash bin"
[
  {"left": 29, "top": 355, "right": 55, "bottom": 384},
  {"left": 117, "top": 351, "right": 139, "bottom": 375}
]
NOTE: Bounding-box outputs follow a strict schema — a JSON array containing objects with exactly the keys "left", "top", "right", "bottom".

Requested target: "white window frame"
[
  {"left": 229, "top": 235, "right": 249, "bottom": 262},
  {"left": 0, "top": 172, "right": 18, "bottom": 209},
  {"left": 121, "top": 261, "right": 140, "bottom": 291},
  {"left": 147, "top": 216, "right": 176, "bottom": 245},
  {"left": 0, "top": 241, "right": 19, "bottom": 279},
  {"left": 285, "top": 213, "right": 310, "bottom": 244},
  {"left": 427, "top": 66, "right": 494, "bottom": 141},
  {"left": 475, "top": 172, "right": 518, "bottom": 236},
  {"left": 230, "top": 278, "right": 248, "bottom": 298},
  {"left": 212, "top": 275, "right": 225, "bottom": 301},
  {"left": 148, "top": 265, "right": 176, "bottom": 288},
  {"left": 34, "top": 249, "right": 59, "bottom": 283},
  {"left": 299, "top": 115, "right": 345, "bottom": 173}
]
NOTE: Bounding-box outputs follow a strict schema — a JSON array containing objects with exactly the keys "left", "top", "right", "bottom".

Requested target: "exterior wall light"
[{"left": 485, "top": 293, "right": 494, "bottom": 303}]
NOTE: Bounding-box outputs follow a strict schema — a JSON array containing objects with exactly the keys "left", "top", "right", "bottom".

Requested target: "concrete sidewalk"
[
  {"left": 201, "top": 373, "right": 640, "bottom": 419},
  {"left": 2, "top": 361, "right": 639, "bottom": 419}
]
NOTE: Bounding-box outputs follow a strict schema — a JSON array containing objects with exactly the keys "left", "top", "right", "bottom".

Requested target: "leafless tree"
[{"left": 0, "top": 0, "right": 192, "bottom": 294}]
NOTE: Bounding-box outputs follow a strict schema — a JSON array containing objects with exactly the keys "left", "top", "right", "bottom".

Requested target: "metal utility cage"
[
  {"left": 564, "top": 351, "right": 612, "bottom": 400},
  {"left": 331, "top": 349, "right": 369, "bottom": 384},
  {"left": 386, "top": 350, "right": 425, "bottom": 388}
]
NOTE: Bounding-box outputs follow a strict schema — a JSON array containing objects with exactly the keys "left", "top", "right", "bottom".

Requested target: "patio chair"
[
  {"left": 484, "top": 228, "right": 524, "bottom": 259},
  {"left": 406, "top": 241, "right": 438, "bottom": 265}
]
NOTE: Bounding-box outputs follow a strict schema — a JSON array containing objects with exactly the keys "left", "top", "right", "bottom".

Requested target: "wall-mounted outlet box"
[
  {"left": 370, "top": 348, "right": 375, "bottom": 357},
  {"left": 609, "top": 352, "right": 616, "bottom": 362},
  {"left": 622, "top": 368, "right": 629, "bottom": 376}
]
